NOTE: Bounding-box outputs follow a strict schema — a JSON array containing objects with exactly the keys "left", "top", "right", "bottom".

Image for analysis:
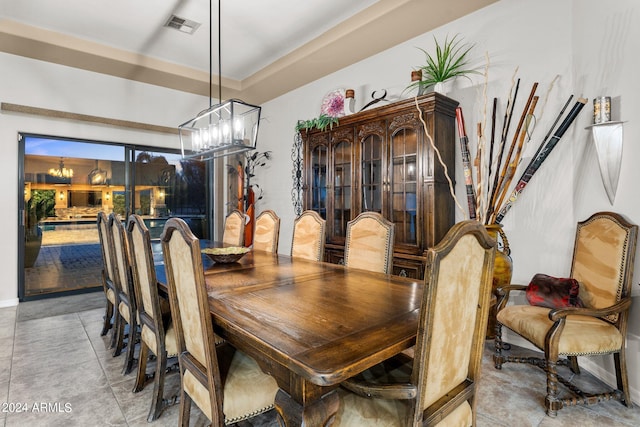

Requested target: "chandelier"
[
  {"left": 179, "top": 0, "right": 260, "bottom": 160},
  {"left": 48, "top": 158, "right": 74, "bottom": 179}
]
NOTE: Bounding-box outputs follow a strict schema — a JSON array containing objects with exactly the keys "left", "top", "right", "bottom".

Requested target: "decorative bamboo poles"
[{"left": 456, "top": 75, "right": 587, "bottom": 225}]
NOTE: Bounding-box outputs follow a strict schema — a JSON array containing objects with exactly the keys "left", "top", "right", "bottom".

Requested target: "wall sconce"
[
  {"left": 158, "top": 191, "right": 165, "bottom": 198},
  {"left": 105, "top": 192, "right": 111, "bottom": 201},
  {"left": 59, "top": 191, "right": 65, "bottom": 200}
]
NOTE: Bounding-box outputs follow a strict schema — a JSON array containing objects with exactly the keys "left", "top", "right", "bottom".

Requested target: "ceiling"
[{"left": 0, "top": 0, "right": 497, "bottom": 104}]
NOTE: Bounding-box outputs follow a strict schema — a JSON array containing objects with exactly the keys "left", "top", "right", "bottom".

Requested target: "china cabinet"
[{"left": 301, "top": 92, "right": 458, "bottom": 278}]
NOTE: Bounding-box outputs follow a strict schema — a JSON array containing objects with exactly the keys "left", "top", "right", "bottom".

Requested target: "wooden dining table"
[{"left": 156, "top": 244, "right": 422, "bottom": 426}]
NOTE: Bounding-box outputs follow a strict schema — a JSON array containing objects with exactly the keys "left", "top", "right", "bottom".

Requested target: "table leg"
[{"left": 275, "top": 388, "right": 339, "bottom": 427}]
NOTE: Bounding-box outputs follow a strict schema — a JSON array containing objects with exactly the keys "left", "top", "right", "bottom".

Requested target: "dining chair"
[
  {"left": 108, "top": 213, "right": 138, "bottom": 374},
  {"left": 335, "top": 220, "right": 496, "bottom": 426},
  {"left": 96, "top": 212, "right": 116, "bottom": 339},
  {"left": 252, "top": 209, "right": 280, "bottom": 253},
  {"left": 494, "top": 211, "right": 638, "bottom": 417},
  {"left": 222, "top": 209, "right": 245, "bottom": 247},
  {"left": 160, "top": 217, "right": 279, "bottom": 426},
  {"left": 127, "top": 214, "right": 179, "bottom": 421},
  {"left": 344, "top": 211, "right": 394, "bottom": 274},
  {"left": 291, "top": 210, "right": 326, "bottom": 262}
]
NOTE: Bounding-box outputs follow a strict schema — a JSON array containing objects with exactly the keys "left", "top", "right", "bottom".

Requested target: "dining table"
[{"left": 155, "top": 243, "right": 423, "bottom": 426}]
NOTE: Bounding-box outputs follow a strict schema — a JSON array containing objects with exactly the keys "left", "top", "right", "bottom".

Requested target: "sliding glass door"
[{"left": 20, "top": 134, "right": 209, "bottom": 300}]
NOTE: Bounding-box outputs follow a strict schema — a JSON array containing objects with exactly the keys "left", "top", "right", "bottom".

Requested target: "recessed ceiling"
[{"left": 0, "top": 0, "right": 497, "bottom": 104}]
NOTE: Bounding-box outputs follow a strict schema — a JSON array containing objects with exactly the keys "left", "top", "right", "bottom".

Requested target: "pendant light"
[{"left": 178, "top": 0, "right": 260, "bottom": 159}]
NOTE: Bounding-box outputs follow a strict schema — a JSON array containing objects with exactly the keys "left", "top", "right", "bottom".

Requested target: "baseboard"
[{"left": 0, "top": 298, "right": 19, "bottom": 308}]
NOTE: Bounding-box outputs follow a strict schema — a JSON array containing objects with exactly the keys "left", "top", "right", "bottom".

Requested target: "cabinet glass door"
[
  {"left": 333, "top": 141, "right": 351, "bottom": 238},
  {"left": 391, "top": 128, "right": 418, "bottom": 245},
  {"left": 361, "top": 134, "right": 383, "bottom": 214},
  {"left": 310, "top": 145, "right": 328, "bottom": 219}
]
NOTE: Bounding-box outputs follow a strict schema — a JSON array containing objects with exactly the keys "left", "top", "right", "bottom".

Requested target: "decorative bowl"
[{"left": 202, "top": 246, "right": 250, "bottom": 264}]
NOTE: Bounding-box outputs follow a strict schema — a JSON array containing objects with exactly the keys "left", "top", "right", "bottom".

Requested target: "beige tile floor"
[{"left": 2, "top": 292, "right": 640, "bottom": 427}]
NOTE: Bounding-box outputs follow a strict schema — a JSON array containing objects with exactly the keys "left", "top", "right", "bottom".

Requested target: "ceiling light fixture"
[
  {"left": 48, "top": 158, "right": 74, "bottom": 179},
  {"left": 178, "top": 0, "right": 260, "bottom": 160}
]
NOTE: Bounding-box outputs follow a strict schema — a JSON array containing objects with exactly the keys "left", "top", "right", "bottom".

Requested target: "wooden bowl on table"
[{"left": 202, "top": 246, "right": 250, "bottom": 264}]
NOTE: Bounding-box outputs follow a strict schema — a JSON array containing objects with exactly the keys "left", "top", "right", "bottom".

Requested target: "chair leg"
[
  {"left": 615, "top": 350, "right": 632, "bottom": 407},
  {"left": 101, "top": 299, "right": 114, "bottom": 336},
  {"left": 545, "top": 358, "right": 562, "bottom": 417},
  {"left": 112, "top": 313, "right": 125, "bottom": 357},
  {"left": 148, "top": 351, "right": 168, "bottom": 422},
  {"left": 122, "top": 318, "right": 137, "bottom": 374},
  {"left": 178, "top": 381, "right": 192, "bottom": 427},
  {"left": 134, "top": 342, "right": 149, "bottom": 392},
  {"left": 493, "top": 322, "right": 505, "bottom": 369},
  {"left": 567, "top": 355, "right": 580, "bottom": 374}
]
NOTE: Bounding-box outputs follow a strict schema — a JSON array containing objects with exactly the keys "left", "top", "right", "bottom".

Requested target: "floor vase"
[{"left": 485, "top": 224, "right": 513, "bottom": 339}]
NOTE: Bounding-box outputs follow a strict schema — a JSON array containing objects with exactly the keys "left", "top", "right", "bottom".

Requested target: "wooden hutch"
[{"left": 301, "top": 92, "right": 459, "bottom": 279}]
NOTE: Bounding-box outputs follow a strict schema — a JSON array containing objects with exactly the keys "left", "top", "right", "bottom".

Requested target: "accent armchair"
[{"left": 494, "top": 211, "right": 638, "bottom": 416}]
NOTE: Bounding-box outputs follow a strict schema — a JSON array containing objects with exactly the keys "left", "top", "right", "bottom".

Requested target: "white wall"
[
  {"left": 255, "top": 0, "right": 640, "bottom": 402},
  {"left": 2, "top": 0, "right": 640, "bottom": 403},
  {"left": 0, "top": 53, "right": 207, "bottom": 306}
]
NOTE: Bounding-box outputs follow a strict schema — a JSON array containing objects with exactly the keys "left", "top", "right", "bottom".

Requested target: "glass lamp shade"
[{"left": 179, "top": 98, "right": 260, "bottom": 159}]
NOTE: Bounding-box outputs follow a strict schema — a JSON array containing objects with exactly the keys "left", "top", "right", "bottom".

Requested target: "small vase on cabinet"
[{"left": 485, "top": 224, "right": 513, "bottom": 339}]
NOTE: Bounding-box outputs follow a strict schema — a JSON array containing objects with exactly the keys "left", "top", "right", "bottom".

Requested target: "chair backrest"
[
  {"left": 570, "top": 212, "right": 637, "bottom": 324},
  {"left": 291, "top": 210, "right": 326, "bottom": 261},
  {"left": 161, "top": 217, "right": 223, "bottom": 424},
  {"left": 108, "top": 213, "right": 135, "bottom": 304},
  {"left": 97, "top": 212, "right": 115, "bottom": 287},
  {"left": 253, "top": 210, "right": 280, "bottom": 253},
  {"left": 412, "top": 220, "right": 495, "bottom": 426},
  {"left": 223, "top": 209, "right": 245, "bottom": 247},
  {"left": 127, "top": 214, "right": 165, "bottom": 346},
  {"left": 344, "top": 211, "right": 394, "bottom": 274}
]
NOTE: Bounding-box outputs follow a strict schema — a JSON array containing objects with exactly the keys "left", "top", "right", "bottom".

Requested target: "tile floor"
[{"left": 2, "top": 292, "right": 640, "bottom": 427}]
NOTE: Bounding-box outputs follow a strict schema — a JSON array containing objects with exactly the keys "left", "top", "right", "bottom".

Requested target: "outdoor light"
[
  {"left": 105, "top": 192, "right": 110, "bottom": 201},
  {"left": 178, "top": 0, "right": 260, "bottom": 160},
  {"left": 59, "top": 191, "right": 64, "bottom": 200}
]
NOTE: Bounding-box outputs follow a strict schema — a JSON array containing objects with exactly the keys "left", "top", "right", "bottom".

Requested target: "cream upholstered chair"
[
  {"left": 97, "top": 212, "right": 116, "bottom": 338},
  {"left": 222, "top": 209, "right": 245, "bottom": 247},
  {"left": 161, "top": 218, "right": 279, "bottom": 426},
  {"left": 291, "top": 210, "right": 326, "bottom": 262},
  {"left": 108, "top": 213, "right": 138, "bottom": 374},
  {"left": 127, "top": 214, "right": 179, "bottom": 421},
  {"left": 494, "top": 212, "right": 638, "bottom": 417},
  {"left": 335, "top": 220, "right": 496, "bottom": 426},
  {"left": 344, "top": 211, "right": 394, "bottom": 274},
  {"left": 252, "top": 210, "right": 280, "bottom": 253}
]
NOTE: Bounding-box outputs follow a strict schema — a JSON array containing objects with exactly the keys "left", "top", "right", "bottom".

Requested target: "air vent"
[{"left": 164, "top": 15, "right": 201, "bottom": 35}]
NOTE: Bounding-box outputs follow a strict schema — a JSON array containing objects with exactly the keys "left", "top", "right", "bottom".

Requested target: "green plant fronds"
[
  {"left": 295, "top": 114, "right": 340, "bottom": 132},
  {"left": 407, "top": 34, "right": 481, "bottom": 92}
]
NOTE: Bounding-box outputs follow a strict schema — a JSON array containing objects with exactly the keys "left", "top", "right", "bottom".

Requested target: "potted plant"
[
  {"left": 407, "top": 34, "right": 480, "bottom": 95},
  {"left": 24, "top": 194, "right": 52, "bottom": 268}
]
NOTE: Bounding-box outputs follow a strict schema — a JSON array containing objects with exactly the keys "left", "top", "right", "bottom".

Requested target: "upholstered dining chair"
[
  {"left": 222, "top": 209, "right": 245, "bottom": 247},
  {"left": 291, "top": 210, "right": 326, "bottom": 262},
  {"left": 97, "top": 212, "right": 116, "bottom": 339},
  {"left": 335, "top": 220, "right": 496, "bottom": 426},
  {"left": 344, "top": 211, "right": 394, "bottom": 274},
  {"left": 127, "top": 214, "right": 179, "bottom": 421},
  {"left": 161, "top": 217, "right": 279, "bottom": 426},
  {"left": 494, "top": 211, "right": 638, "bottom": 417},
  {"left": 252, "top": 210, "right": 280, "bottom": 253},
  {"left": 108, "top": 213, "right": 138, "bottom": 374}
]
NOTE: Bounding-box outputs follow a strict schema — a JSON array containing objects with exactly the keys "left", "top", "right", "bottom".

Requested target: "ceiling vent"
[{"left": 164, "top": 15, "right": 201, "bottom": 35}]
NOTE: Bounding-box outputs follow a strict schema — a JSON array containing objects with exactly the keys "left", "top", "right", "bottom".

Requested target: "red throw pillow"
[{"left": 525, "top": 273, "right": 584, "bottom": 309}]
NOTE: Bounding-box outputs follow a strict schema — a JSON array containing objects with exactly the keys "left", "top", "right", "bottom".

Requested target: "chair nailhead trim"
[{"left": 224, "top": 404, "right": 275, "bottom": 425}]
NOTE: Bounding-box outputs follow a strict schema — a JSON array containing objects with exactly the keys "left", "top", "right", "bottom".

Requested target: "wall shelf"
[{"left": 585, "top": 121, "right": 625, "bottom": 204}]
